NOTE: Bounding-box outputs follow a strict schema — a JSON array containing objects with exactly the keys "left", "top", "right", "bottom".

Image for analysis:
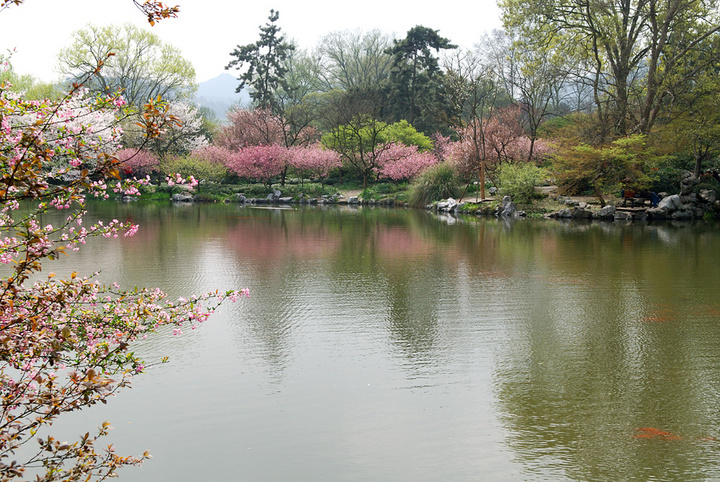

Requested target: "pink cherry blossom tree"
[
  {"left": 377, "top": 143, "right": 439, "bottom": 181},
  {"left": 116, "top": 148, "right": 159, "bottom": 176},
  {"left": 288, "top": 142, "right": 341, "bottom": 189},
  {"left": 227, "top": 144, "right": 288, "bottom": 186},
  {"left": 192, "top": 145, "right": 235, "bottom": 165},
  {"left": 215, "top": 107, "right": 285, "bottom": 150}
]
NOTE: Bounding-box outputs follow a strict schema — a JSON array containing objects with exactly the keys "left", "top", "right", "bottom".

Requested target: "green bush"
[
  {"left": 408, "top": 162, "right": 462, "bottom": 207},
  {"left": 497, "top": 162, "right": 547, "bottom": 205},
  {"left": 361, "top": 182, "right": 409, "bottom": 201},
  {"left": 159, "top": 155, "right": 230, "bottom": 184}
]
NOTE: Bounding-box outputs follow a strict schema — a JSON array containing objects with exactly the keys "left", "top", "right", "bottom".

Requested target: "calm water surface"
[{"left": 41, "top": 202, "right": 720, "bottom": 481}]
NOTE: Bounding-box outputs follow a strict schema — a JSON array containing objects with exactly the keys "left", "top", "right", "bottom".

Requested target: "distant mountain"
[{"left": 196, "top": 73, "right": 250, "bottom": 121}]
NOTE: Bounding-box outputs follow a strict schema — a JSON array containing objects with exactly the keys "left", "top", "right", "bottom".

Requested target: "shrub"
[
  {"left": 159, "top": 155, "right": 230, "bottom": 184},
  {"left": 552, "top": 135, "right": 657, "bottom": 204},
  {"left": 408, "top": 162, "right": 462, "bottom": 207},
  {"left": 496, "top": 162, "right": 547, "bottom": 204}
]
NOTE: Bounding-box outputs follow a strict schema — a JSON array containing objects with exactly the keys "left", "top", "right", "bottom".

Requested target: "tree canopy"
[
  {"left": 226, "top": 9, "right": 296, "bottom": 114},
  {"left": 57, "top": 23, "right": 196, "bottom": 108},
  {"left": 384, "top": 26, "right": 457, "bottom": 134}
]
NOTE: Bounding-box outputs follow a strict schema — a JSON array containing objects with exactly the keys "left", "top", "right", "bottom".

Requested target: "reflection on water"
[{"left": 37, "top": 202, "right": 720, "bottom": 480}]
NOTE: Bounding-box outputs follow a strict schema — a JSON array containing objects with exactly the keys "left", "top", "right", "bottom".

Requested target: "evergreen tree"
[
  {"left": 226, "top": 9, "right": 295, "bottom": 114},
  {"left": 384, "top": 26, "right": 456, "bottom": 135}
]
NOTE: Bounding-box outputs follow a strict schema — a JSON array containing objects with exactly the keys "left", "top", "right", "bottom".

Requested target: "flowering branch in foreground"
[{"left": 0, "top": 74, "right": 246, "bottom": 480}]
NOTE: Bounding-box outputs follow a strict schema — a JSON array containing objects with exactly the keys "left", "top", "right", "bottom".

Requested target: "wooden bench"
[{"left": 621, "top": 189, "right": 654, "bottom": 207}]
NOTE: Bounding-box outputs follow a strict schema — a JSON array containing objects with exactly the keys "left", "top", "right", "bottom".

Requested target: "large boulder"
[
  {"left": 671, "top": 209, "right": 694, "bottom": 221},
  {"left": 556, "top": 208, "right": 573, "bottom": 219},
  {"left": 500, "top": 196, "right": 516, "bottom": 217},
  {"left": 171, "top": 192, "right": 193, "bottom": 203},
  {"left": 571, "top": 207, "right": 593, "bottom": 219},
  {"left": 437, "top": 198, "right": 459, "bottom": 213},
  {"left": 680, "top": 170, "right": 699, "bottom": 195},
  {"left": 646, "top": 207, "right": 669, "bottom": 220},
  {"left": 658, "top": 194, "right": 683, "bottom": 212},
  {"left": 593, "top": 205, "right": 616, "bottom": 220},
  {"left": 614, "top": 211, "right": 633, "bottom": 222}
]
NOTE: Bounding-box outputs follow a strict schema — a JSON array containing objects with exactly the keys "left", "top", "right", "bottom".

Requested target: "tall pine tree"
[{"left": 226, "top": 9, "right": 295, "bottom": 114}]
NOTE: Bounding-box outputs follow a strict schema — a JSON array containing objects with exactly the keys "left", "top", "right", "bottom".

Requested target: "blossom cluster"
[{"left": 0, "top": 77, "right": 245, "bottom": 479}]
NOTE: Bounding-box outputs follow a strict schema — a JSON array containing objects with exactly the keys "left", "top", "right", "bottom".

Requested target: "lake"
[{"left": 39, "top": 202, "right": 720, "bottom": 480}]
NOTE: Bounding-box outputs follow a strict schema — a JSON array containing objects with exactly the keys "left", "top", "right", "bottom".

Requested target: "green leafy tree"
[
  {"left": 57, "top": 23, "right": 196, "bottom": 108},
  {"left": 317, "top": 29, "right": 394, "bottom": 91},
  {"left": 653, "top": 44, "right": 720, "bottom": 178},
  {"left": 321, "top": 116, "right": 433, "bottom": 188},
  {"left": 553, "top": 134, "right": 659, "bottom": 205},
  {"left": 384, "top": 26, "right": 457, "bottom": 134},
  {"left": 0, "top": 62, "right": 61, "bottom": 100},
  {"left": 500, "top": 0, "right": 720, "bottom": 137},
  {"left": 385, "top": 119, "right": 433, "bottom": 151},
  {"left": 226, "top": 9, "right": 295, "bottom": 114},
  {"left": 321, "top": 115, "right": 390, "bottom": 189}
]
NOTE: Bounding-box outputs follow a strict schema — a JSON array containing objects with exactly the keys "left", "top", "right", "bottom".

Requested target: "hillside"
[{"left": 196, "top": 73, "right": 250, "bottom": 120}]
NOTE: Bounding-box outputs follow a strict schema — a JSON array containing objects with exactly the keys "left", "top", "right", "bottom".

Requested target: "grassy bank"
[{"left": 134, "top": 179, "right": 574, "bottom": 217}]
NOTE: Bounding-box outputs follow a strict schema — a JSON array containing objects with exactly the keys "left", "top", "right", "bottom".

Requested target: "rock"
[
  {"left": 679, "top": 170, "right": 699, "bottom": 195},
  {"left": 489, "top": 186, "right": 498, "bottom": 196},
  {"left": 614, "top": 211, "right": 633, "bottom": 222},
  {"left": 658, "top": 194, "right": 683, "bottom": 211},
  {"left": 680, "top": 193, "right": 697, "bottom": 205},
  {"left": 700, "top": 190, "right": 717, "bottom": 204},
  {"left": 498, "top": 196, "right": 516, "bottom": 217},
  {"left": 646, "top": 207, "right": 669, "bottom": 220},
  {"left": 348, "top": 196, "right": 359, "bottom": 204},
  {"left": 557, "top": 208, "right": 573, "bottom": 219},
  {"left": 501, "top": 203, "right": 516, "bottom": 217},
  {"left": 514, "top": 210, "right": 527, "bottom": 218},
  {"left": 571, "top": 207, "right": 593, "bottom": 219},
  {"left": 593, "top": 205, "right": 616, "bottom": 220},
  {"left": 578, "top": 201, "right": 588, "bottom": 209},
  {"left": 171, "top": 192, "right": 193, "bottom": 203},
  {"left": 438, "top": 198, "right": 459, "bottom": 213},
  {"left": 672, "top": 209, "right": 694, "bottom": 221},
  {"left": 236, "top": 193, "right": 247, "bottom": 203},
  {"left": 632, "top": 210, "right": 648, "bottom": 221},
  {"left": 614, "top": 210, "right": 646, "bottom": 222}
]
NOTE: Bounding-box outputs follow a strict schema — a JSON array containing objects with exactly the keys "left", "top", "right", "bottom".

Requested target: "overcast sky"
[{"left": 1, "top": 0, "right": 503, "bottom": 84}]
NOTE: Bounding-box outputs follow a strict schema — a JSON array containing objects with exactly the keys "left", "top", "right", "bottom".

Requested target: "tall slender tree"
[
  {"left": 384, "top": 26, "right": 457, "bottom": 134},
  {"left": 226, "top": 9, "right": 295, "bottom": 115}
]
